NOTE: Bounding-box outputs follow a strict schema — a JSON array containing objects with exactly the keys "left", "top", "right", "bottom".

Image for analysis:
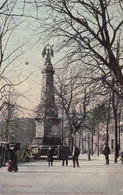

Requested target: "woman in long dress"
[{"left": 7, "top": 146, "right": 18, "bottom": 172}]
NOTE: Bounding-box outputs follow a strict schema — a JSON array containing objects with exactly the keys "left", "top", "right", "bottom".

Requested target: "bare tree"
[
  {"left": 54, "top": 67, "right": 98, "bottom": 152},
  {"left": 33, "top": 0, "right": 123, "bottom": 97},
  {"left": 0, "top": 85, "right": 33, "bottom": 141},
  {"left": 0, "top": 1, "right": 34, "bottom": 117},
  {"left": 0, "top": 86, "right": 18, "bottom": 141}
]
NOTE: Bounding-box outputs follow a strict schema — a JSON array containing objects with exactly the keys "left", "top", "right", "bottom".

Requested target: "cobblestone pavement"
[{"left": 0, "top": 154, "right": 123, "bottom": 195}]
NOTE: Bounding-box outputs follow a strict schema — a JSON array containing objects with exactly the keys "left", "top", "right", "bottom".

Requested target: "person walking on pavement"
[
  {"left": 7, "top": 145, "right": 18, "bottom": 172},
  {"left": 47, "top": 146, "right": 54, "bottom": 167},
  {"left": 72, "top": 145, "right": 80, "bottom": 168},
  {"left": 61, "top": 143, "right": 70, "bottom": 166},
  {"left": 103, "top": 143, "right": 111, "bottom": 165}
]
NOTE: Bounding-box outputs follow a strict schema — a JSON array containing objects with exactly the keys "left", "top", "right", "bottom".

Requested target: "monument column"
[{"left": 33, "top": 44, "right": 61, "bottom": 148}]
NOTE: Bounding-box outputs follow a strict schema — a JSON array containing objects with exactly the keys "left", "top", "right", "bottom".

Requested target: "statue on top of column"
[{"left": 42, "top": 44, "right": 54, "bottom": 65}]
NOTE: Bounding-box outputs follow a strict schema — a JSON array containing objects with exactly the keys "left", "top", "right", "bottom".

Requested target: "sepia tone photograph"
[{"left": 0, "top": 1, "right": 123, "bottom": 195}]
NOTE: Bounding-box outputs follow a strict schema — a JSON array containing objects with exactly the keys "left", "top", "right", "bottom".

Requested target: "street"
[{"left": 0, "top": 154, "right": 123, "bottom": 195}]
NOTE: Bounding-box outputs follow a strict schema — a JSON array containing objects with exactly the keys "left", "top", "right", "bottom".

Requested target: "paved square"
[{"left": 0, "top": 154, "right": 123, "bottom": 195}]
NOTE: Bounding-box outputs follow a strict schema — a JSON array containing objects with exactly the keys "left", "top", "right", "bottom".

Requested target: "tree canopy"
[{"left": 34, "top": 0, "right": 123, "bottom": 98}]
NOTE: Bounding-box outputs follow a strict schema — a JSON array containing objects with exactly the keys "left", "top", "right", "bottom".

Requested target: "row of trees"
[
  {"left": 54, "top": 66, "right": 122, "bottom": 162},
  {"left": 33, "top": 0, "right": 122, "bottom": 163}
]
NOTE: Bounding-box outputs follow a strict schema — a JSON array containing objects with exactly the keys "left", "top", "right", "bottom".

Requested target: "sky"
[
  {"left": 6, "top": 34, "right": 62, "bottom": 118},
  {"left": 0, "top": 0, "right": 65, "bottom": 118}
]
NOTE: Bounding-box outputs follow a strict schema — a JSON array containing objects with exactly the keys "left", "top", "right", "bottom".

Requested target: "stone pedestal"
[
  {"left": 32, "top": 117, "right": 61, "bottom": 153},
  {"left": 35, "top": 120, "right": 44, "bottom": 138}
]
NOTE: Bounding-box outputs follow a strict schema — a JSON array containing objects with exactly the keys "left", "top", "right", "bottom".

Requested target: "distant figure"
[
  {"left": 72, "top": 145, "right": 80, "bottom": 168},
  {"left": 61, "top": 143, "right": 70, "bottom": 166},
  {"left": 103, "top": 143, "right": 111, "bottom": 165},
  {"left": 7, "top": 145, "right": 18, "bottom": 172},
  {"left": 47, "top": 146, "right": 54, "bottom": 167}
]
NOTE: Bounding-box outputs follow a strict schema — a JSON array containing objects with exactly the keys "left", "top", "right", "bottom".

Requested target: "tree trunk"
[
  {"left": 106, "top": 94, "right": 111, "bottom": 145},
  {"left": 88, "top": 132, "right": 91, "bottom": 160},
  {"left": 119, "top": 125, "right": 121, "bottom": 151},
  {"left": 79, "top": 129, "right": 81, "bottom": 153},
  {"left": 106, "top": 117, "right": 109, "bottom": 145},
  {"left": 61, "top": 107, "right": 64, "bottom": 144},
  {"left": 112, "top": 91, "right": 118, "bottom": 163},
  {"left": 97, "top": 125, "right": 100, "bottom": 156},
  {"left": 69, "top": 131, "right": 74, "bottom": 154},
  {"left": 109, "top": 59, "right": 123, "bottom": 88},
  {"left": 81, "top": 128, "right": 84, "bottom": 154},
  {"left": 91, "top": 130, "right": 94, "bottom": 156},
  {"left": 118, "top": 109, "right": 121, "bottom": 151}
]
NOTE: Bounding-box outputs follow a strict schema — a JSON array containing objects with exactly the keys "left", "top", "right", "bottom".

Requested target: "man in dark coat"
[
  {"left": 47, "top": 146, "right": 54, "bottom": 167},
  {"left": 103, "top": 143, "right": 111, "bottom": 165},
  {"left": 72, "top": 145, "right": 80, "bottom": 168},
  {"left": 7, "top": 145, "right": 18, "bottom": 172},
  {"left": 61, "top": 143, "right": 70, "bottom": 166}
]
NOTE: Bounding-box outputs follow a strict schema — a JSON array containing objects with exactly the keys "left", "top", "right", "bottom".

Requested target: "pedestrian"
[
  {"left": 61, "top": 143, "right": 70, "bottom": 166},
  {"left": 103, "top": 143, "right": 111, "bottom": 165},
  {"left": 72, "top": 145, "right": 80, "bottom": 168},
  {"left": 7, "top": 145, "right": 18, "bottom": 172},
  {"left": 47, "top": 146, "right": 54, "bottom": 167}
]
